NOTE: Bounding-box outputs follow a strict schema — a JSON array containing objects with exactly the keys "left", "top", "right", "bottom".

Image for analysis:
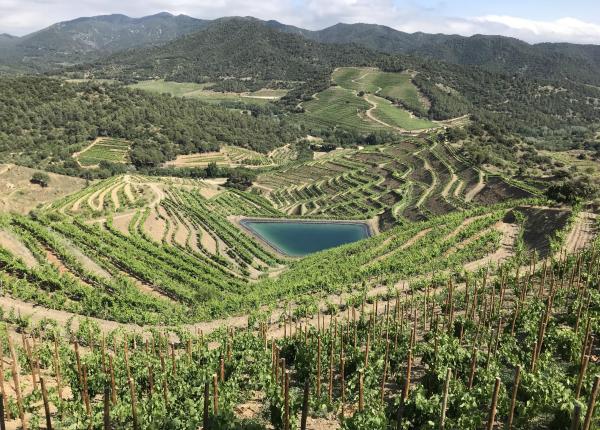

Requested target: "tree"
[
  {"left": 30, "top": 172, "right": 50, "bottom": 187},
  {"left": 205, "top": 162, "right": 220, "bottom": 178}
]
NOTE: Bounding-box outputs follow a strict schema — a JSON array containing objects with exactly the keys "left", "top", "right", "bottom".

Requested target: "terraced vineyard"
[
  {"left": 301, "top": 67, "right": 439, "bottom": 132},
  {"left": 74, "top": 138, "right": 131, "bottom": 167},
  {"left": 166, "top": 146, "right": 272, "bottom": 168},
  {"left": 0, "top": 224, "right": 598, "bottom": 429},
  {"left": 255, "top": 139, "right": 535, "bottom": 227},
  {"left": 0, "top": 144, "right": 597, "bottom": 430}
]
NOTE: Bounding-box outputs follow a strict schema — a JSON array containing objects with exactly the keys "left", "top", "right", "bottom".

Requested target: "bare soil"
[
  {"left": 0, "top": 164, "right": 85, "bottom": 214},
  {"left": 0, "top": 230, "right": 38, "bottom": 268},
  {"left": 143, "top": 207, "right": 167, "bottom": 243}
]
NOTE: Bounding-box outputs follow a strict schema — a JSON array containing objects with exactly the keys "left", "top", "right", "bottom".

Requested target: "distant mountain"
[
  {"left": 0, "top": 12, "right": 208, "bottom": 70},
  {"left": 2, "top": 13, "right": 599, "bottom": 85},
  {"left": 85, "top": 17, "right": 381, "bottom": 82},
  {"left": 267, "top": 21, "right": 600, "bottom": 85}
]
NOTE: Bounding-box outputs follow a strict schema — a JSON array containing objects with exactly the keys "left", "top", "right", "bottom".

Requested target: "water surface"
[{"left": 242, "top": 220, "right": 371, "bottom": 257}]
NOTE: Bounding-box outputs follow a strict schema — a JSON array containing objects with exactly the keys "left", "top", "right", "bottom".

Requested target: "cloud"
[
  {"left": 467, "top": 15, "right": 600, "bottom": 44},
  {"left": 0, "top": 0, "right": 599, "bottom": 45}
]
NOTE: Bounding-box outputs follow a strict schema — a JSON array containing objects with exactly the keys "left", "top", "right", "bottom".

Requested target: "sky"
[{"left": 1, "top": 0, "right": 600, "bottom": 44}]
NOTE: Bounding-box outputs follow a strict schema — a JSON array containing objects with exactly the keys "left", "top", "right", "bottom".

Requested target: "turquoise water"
[{"left": 242, "top": 220, "right": 371, "bottom": 257}]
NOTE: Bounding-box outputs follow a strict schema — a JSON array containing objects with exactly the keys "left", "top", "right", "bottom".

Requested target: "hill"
[
  {"left": 269, "top": 21, "right": 600, "bottom": 86},
  {"left": 0, "top": 12, "right": 208, "bottom": 71},
  {"left": 0, "top": 76, "right": 300, "bottom": 175},
  {"left": 82, "top": 17, "right": 382, "bottom": 83}
]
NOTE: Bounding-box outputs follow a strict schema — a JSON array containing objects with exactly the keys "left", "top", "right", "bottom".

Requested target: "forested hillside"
[
  {"left": 0, "top": 13, "right": 207, "bottom": 72},
  {"left": 270, "top": 21, "right": 600, "bottom": 86},
  {"left": 77, "top": 18, "right": 383, "bottom": 84},
  {"left": 0, "top": 77, "right": 299, "bottom": 175}
]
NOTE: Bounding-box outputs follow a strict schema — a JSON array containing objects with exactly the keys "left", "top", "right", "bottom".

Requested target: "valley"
[{"left": 0, "top": 8, "right": 598, "bottom": 430}]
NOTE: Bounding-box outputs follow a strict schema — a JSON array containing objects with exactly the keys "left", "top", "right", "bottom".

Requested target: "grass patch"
[
  {"left": 366, "top": 95, "right": 436, "bottom": 131},
  {"left": 128, "top": 80, "right": 273, "bottom": 105},
  {"left": 76, "top": 138, "right": 131, "bottom": 166}
]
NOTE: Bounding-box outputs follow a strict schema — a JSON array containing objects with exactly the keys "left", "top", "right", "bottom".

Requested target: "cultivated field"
[
  {"left": 333, "top": 67, "right": 428, "bottom": 111},
  {"left": 74, "top": 137, "right": 131, "bottom": 167},
  {"left": 302, "top": 67, "right": 439, "bottom": 133},
  {"left": 0, "top": 142, "right": 597, "bottom": 429},
  {"left": 128, "top": 79, "right": 285, "bottom": 105},
  {"left": 165, "top": 146, "right": 272, "bottom": 168},
  {"left": 255, "top": 139, "right": 535, "bottom": 226}
]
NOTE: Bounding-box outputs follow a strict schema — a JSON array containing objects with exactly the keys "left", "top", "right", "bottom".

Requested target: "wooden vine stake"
[
  {"left": 487, "top": 377, "right": 501, "bottom": 430},
  {"left": 8, "top": 336, "right": 27, "bottom": 430},
  {"left": 358, "top": 370, "right": 364, "bottom": 412},
  {"left": 103, "top": 386, "right": 111, "bottom": 430},
  {"left": 0, "top": 387, "right": 5, "bottom": 430},
  {"left": 316, "top": 335, "right": 322, "bottom": 398},
  {"left": 576, "top": 355, "right": 590, "bottom": 399},
  {"left": 0, "top": 343, "right": 9, "bottom": 423},
  {"left": 583, "top": 375, "right": 600, "bottom": 430},
  {"left": 109, "top": 355, "right": 117, "bottom": 405},
  {"left": 40, "top": 377, "right": 52, "bottom": 430},
  {"left": 300, "top": 379, "right": 310, "bottom": 430},
  {"left": 213, "top": 374, "right": 219, "bottom": 415},
  {"left": 203, "top": 381, "right": 210, "bottom": 430},
  {"left": 507, "top": 365, "right": 521, "bottom": 429},
  {"left": 128, "top": 378, "right": 139, "bottom": 430},
  {"left": 284, "top": 370, "right": 290, "bottom": 430},
  {"left": 570, "top": 403, "right": 581, "bottom": 430},
  {"left": 220, "top": 357, "right": 225, "bottom": 382},
  {"left": 82, "top": 365, "right": 92, "bottom": 417},
  {"left": 468, "top": 347, "right": 478, "bottom": 389},
  {"left": 53, "top": 339, "right": 63, "bottom": 402},
  {"left": 439, "top": 368, "right": 451, "bottom": 430}
]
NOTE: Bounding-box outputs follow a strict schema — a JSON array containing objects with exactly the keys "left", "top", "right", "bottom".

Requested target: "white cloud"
[
  {"left": 0, "top": 0, "right": 599, "bottom": 45},
  {"left": 467, "top": 15, "right": 600, "bottom": 44}
]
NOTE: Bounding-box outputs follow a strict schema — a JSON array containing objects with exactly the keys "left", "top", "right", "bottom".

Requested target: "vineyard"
[
  {"left": 0, "top": 233, "right": 598, "bottom": 429},
  {"left": 74, "top": 138, "right": 131, "bottom": 168},
  {"left": 166, "top": 146, "right": 273, "bottom": 168},
  {"left": 300, "top": 67, "right": 439, "bottom": 133},
  {"left": 254, "top": 139, "right": 535, "bottom": 226},
  {"left": 0, "top": 138, "right": 597, "bottom": 429}
]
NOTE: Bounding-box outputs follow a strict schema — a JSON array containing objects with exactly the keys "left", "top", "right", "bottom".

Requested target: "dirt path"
[
  {"left": 363, "top": 95, "right": 409, "bottom": 133},
  {"left": 61, "top": 237, "right": 112, "bottom": 280},
  {"left": 198, "top": 224, "right": 217, "bottom": 254},
  {"left": 464, "top": 221, "right": 520, "bottom": 271},
  {"left": 95, "top": 182, "right": 120, "bottom": 211},
  {"left": 564, "top": 212, "right": 597, "bottom": 254},
  {"left": 453, "top": 180, "right": 465, "bottom": 198},
  {"left": 416, "top": 157, "right": 437, "bottom": 207},
  {"left": 110, "top": 182, "right": 124, "bottom": 210},
  {"left": 86, "top": 187, "right": 104, "bottom": 212},
  {"left": 372, "top": 228, "right": 432, "bottom": 263},
  {"left": 112, "top": 211, "right": 136, "bottom": 236},
  {"left": 144, "top": 207, "right": 167, "bottom": 243},
  {"left": 441, "top": 172, "right": 458, "bottom": 199},
  {"left": 0, "top": 230, "right": 38, "bottom": 268},
  {"left": 70, "top": 193, "right": 88, "bottom": 213},
  {"left": 465, "top": 170, "right": 486, "bottom": 202},
  {"left": 71, "top": 138, "right": 104, "bottom": 160},
  {"left": 124, "top": 182, "right": 135, "bottom": 203},
  {"left": 147, "top": 183, "right": 166, "bottom": 207}
]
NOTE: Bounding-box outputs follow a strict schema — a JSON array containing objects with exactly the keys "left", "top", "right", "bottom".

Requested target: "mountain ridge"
[{"left": 1, "top": 12, "right": 600, "bottom": 84}]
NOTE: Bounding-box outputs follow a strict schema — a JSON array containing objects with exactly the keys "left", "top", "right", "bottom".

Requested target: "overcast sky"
[{"left": 2, "top": 0, "right": 600, "bottom": 44}]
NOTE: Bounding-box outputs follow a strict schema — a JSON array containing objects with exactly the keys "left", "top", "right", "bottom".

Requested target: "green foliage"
[
  {"left": 30, "top": 172, "right": 50, "bottom": 187},
  {"left": 0, "top": 76, "right": 300, "bottom": 174}
]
